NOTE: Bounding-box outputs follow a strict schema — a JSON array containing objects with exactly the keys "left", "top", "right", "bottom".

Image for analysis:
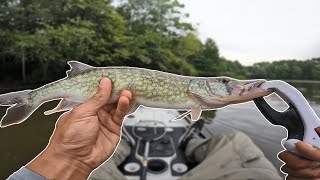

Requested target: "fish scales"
[
  {"left": 29, "top": 67, "right": 193, "bottom": 108},
  {"left": 0, "top": 61, "right": 271, "bottom": 127}
]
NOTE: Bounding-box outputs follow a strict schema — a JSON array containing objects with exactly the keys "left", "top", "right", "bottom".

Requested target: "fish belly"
[{"left": 135, "top": 97, "right": 196, "bottom": 110}]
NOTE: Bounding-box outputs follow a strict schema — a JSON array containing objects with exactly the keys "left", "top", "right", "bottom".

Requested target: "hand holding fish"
[
  {"left": 279, "top": 141, "right": 320, "bottom": 179},
  {"left": 26, "top": 78, "right": 132, "bottom": 179}
]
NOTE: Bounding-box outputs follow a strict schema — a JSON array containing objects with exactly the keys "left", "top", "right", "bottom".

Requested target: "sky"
[{"left": 180, "top": 0, "right": 320, "bottom": 65}]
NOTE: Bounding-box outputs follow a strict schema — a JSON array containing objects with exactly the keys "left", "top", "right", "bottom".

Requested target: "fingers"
[
  {"left": 286, "top": 175, "right": 317, "bottom": 180},
  {"left": 108, "top": 90, "right": 132, "bottom": 125},
  {"left": 112, "top": 94, "right": 131, "bottom": 126},
  {"left": 97, "top": 110, "right": 121, "bottom": 136},
  {"left": 296, "top": 141, "right": 320, "bottom": 161},
  {"left": 103, "top": 90, "right": 132, "bottom": 113},
  {"left": 99, "top": 90, "right": 132, "bottom": 129},
  {"left": 279, "top": 150, "right": 320, "bottom": 169},
  {"left": 103, "top": 104, "right": 116, "bottom": 112},
  {"left": 97, "top": 90, "right": 131, "bottom": 143},
  {"left": 282, "top": 165, "right": 320, "bottom": 179},
  {"left": 73, "top": 78, "right": 112, "bottom": 115},
  {"left": 279, "top": 142, "right": 320, "bottom": 179},
  {"left": 120, "top": 90, "right": 132, "bottom": 100}
]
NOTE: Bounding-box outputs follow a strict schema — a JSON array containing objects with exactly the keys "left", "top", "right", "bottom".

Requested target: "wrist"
[{"left": 26, "top": 147, "right": 94, "bottom": 180}]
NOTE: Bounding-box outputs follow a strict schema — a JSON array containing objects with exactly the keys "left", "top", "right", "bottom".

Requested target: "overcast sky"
[{"left": 180, "top": 0, "right": 320, "bottom": 65}]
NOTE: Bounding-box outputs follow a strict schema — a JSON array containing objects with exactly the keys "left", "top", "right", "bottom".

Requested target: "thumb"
[{"left": 74, "top": 78, "right": 112, "bottom": 114}]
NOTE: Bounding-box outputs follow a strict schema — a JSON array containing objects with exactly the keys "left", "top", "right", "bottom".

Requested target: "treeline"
[
  {"left": 248, "top": 58, "right": 320, "bottom": 80},
  {"left": 0, "top": 0, "right": 319, "bottom": 84}
]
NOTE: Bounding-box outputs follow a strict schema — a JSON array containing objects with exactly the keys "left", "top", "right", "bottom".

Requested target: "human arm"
[
  {"left": 12, "top": 78, "right": 131, "bottom": 180},
  {"left": 279, "top": 141, "right": 320, "bottom": 179}
]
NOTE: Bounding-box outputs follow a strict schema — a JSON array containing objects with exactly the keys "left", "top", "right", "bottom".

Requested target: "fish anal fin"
[
  {"left": 191, "top": 106, "right": 202, "bottom": 121},
  {"left": 44, "top": 99, "right": 82, "bottom": 115},
  {"left": 66, "top": 61, "right": 93, "bottom": 77}
]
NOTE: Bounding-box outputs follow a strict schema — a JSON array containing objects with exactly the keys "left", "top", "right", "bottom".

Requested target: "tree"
[
  {"left": 117, "top": 0, "right": 193, "bottom": 36},
  {"left": 117, "top": 0, "right": 196, "bottom": 75},
  {"left": 0, "top": 0, "right": 129, "bottom": 82},
  {"left": 187, "top": 38, "right": 221, "bottom": 77}
]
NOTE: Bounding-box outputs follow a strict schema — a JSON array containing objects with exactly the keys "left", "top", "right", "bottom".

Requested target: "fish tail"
[{"left": 0, "top": 90, "right": 39, "bottom": 127}]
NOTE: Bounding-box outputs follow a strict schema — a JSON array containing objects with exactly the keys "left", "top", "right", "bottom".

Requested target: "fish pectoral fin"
[
  {"left": 44, "top": 99, "right": 82, "bottom": 115},
  {"left": 191, "top": 106, "right": 202, "bottom": 121},
  {"left": 189, "top": 78, "right": 224, "bottom": 107},
  {"left": 189, "top": 78, "right": 215, "bottom": 104}
]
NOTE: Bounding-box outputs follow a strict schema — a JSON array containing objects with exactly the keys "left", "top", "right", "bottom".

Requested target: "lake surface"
[{"left": 0, "top": 81, "right": 319, "bottom": 179}]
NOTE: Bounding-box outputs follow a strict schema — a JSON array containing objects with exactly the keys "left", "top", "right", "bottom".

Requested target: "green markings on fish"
[{"left": 0, "top": 61, "right": 271, "bottom": 127}]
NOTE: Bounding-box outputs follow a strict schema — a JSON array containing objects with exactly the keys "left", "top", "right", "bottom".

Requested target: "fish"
[{"left": 0, "top": 61, "right": 271, "bottom": 127}]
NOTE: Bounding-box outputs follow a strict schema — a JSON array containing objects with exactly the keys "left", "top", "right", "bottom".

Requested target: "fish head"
[{"left": 206, "top": 77, "right": 271, "bottom": 105}]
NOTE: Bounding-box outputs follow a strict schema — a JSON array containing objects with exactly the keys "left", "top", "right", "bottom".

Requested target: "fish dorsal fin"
[{"left": 67, "top": 61, "right": 93, "bottom": 77}]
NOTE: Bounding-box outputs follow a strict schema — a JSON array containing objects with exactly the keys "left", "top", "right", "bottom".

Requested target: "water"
[
  {"left": 0, "top": 81, "right": 319, "bottom": 179},
  {"left": 0, "top": 102, "right": 60, "bottom": 179}
]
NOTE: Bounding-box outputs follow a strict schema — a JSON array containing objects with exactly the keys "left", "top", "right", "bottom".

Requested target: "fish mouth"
[
  {"left": 243, "top": 80, "right": 266, "bottom": 92},
  {"left": 225, "top": 80, "right": 272, "bottom": 103}
]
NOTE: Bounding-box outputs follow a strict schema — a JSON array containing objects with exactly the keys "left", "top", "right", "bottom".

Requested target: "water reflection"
[{"left": 287, "top": 81, "right": 320, "bottom": 104}]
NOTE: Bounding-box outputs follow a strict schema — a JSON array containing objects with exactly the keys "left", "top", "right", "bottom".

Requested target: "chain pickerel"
[{"left": 0, "top": 61, "right": 271, "bottom": 127}]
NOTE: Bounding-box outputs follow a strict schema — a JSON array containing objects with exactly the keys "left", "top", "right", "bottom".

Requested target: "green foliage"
[
  {"left": 116, "top": 0, "right": 198, "bottom": 75},
  {"left": 0, "top": 0, "right": 319, "bottom": 83},
  {"left": 117, "top": 0, "right": 193, "bottom": 35},
  {"left": 174, "top": 33, "right": 201, "bottom": 58},
  {"left": 187, "top": 38, "right": 221, "bottom": 77},
  {"left": 248, "top": 58, "right": 320, "bottom": 80},
  {"left": 0, "top": 0, "right": 129, "bottom": 81}
]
